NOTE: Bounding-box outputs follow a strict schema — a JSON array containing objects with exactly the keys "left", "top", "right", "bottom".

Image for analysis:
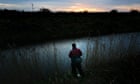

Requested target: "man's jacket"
[{"left": 69, "top": 48, "right": 82, "bottom": 63}]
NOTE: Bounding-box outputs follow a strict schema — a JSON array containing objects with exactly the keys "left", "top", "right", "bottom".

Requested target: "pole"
[{"left": 32, "top": 3, "right": 34, "bottom": 12}]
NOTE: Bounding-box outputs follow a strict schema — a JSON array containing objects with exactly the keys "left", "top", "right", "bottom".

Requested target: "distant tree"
[
  {"left": 83, "top": 10, "right": 88, "bottom": 13},
  {"left": 130, "top": 9, "right": 139, "bottom": 14},
  {"left": 3, "top": 9, "right": 8, "bottom": 11},
  {"left": 40, "top": 8, "right": 51, "bottom": 13},
  {"left": 110, "top": 9, "right": 118, "bottom": 13}
]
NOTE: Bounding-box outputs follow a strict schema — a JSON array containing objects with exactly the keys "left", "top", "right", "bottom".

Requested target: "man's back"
[
  {"left": 69, "top": 48, "right": 82, "bottom": 58},
  {"left": 69, "top": 48, "right": 82, "bottom": 64}
]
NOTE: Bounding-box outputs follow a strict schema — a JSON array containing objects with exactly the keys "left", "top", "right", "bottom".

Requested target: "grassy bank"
[{"left": 1, "top": 54, "right": 140, "bottom": 84}]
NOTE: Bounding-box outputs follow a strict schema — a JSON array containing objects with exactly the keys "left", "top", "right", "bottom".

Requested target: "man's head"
[{"left": 72, "top": 43, "right": 76, "bottom": 49}]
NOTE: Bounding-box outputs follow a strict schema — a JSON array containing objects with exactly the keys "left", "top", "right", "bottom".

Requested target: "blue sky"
[{"left": 0, "top": 0, "right": 140, "bottom": 12}]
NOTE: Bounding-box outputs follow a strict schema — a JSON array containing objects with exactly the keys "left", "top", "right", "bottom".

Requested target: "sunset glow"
[{"left": 63, "top": 3, "right": 106, "bottom": 12}]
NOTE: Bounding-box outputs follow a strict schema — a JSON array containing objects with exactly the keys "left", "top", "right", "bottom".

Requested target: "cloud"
[
  {"left": 0, "top": 3, "right": 31, "bottom": 11},
  {"left": 107, "top": 0, "right": 140, "bottom": 5},
  {"left": 113, "top": 4, "right": 140, "bottom": 11},
  {"left": 0, "top": 3, "right": 18, "bottom": 7}
]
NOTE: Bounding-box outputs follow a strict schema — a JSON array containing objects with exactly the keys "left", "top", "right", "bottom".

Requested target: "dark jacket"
[{"left": 69, "top": 48, "right": 82, "bottom": 63}]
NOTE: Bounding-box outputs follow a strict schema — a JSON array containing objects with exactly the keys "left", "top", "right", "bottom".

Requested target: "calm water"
[{"left": 0, "top": 32, "right": 140, "bottom": 79}]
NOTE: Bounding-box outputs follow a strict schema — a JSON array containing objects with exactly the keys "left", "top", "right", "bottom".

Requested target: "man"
[{"left": 69, "top": 43, "right": 84, "bottom": 77}]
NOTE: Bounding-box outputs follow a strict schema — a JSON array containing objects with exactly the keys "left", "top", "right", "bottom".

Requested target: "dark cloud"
[
  {"left": 1, "top": 0, "right": 140, "bottom": 5},
  {"left": 108, "top": 0, "right": 140, "bottom": 5},
  {"left": 0, "top": 0, "right": 69, "bottom": 3}
]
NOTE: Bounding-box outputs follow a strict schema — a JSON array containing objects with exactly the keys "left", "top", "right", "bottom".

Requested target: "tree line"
[{"left": 0, "top": 8, "right": 139, "bottom": 14}]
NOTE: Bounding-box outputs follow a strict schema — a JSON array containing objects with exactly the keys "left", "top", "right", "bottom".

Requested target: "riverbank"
[{"left": 0, "top": 12, "right": 140, "bottom": 49}]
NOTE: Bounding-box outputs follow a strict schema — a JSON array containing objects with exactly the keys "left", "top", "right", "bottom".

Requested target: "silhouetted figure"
[{"left": 69, "top": 43, "right": 84, "bottom": 78}]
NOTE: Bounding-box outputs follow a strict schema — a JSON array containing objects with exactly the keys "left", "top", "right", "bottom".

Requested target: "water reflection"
[{"left": 0, "top": 32, "right": 140, "bottom": 78}]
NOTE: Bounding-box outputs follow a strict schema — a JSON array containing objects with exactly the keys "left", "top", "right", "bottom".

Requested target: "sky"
[{"left": 0, "top": 0, "right": 140, "bottom": 12}]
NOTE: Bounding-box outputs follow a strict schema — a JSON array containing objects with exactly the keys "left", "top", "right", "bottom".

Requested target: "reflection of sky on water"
[{"left": 0, "top": 32, "right": 140, "bottom": 76}]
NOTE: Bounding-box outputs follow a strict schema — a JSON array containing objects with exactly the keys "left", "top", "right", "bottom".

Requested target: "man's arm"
[{"left": 69, "top": 51, "right": 72, "bottom": 58}]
